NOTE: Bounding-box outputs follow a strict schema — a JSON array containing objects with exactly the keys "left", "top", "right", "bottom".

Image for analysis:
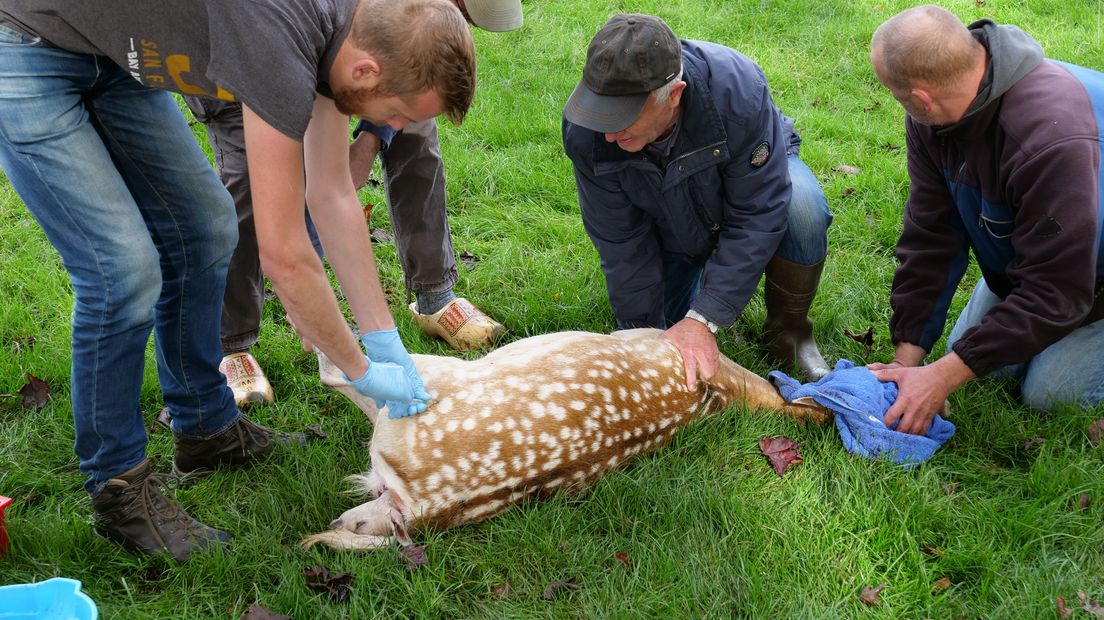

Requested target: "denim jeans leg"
[
  {"left": 773, "top": 155, "right": 833, "bottom": 265},
  {"left": 1020, "top": 317, "right": 1104, "bottom": 410},
  {"left": 89, "top": 80, "right": 241, "bottom": 441},
  {"left": 0, "top": 36, "right": 238, "bottom": 493},
  {"left": 661, "top": 254, "right": 704, "bottom": 327},
  {"left": 946, "top": 280, "right": 1026, "bottom": 380}
]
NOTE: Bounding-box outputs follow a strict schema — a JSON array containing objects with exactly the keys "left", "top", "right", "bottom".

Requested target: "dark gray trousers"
[{"left": 184, "top": 97, "right": 458, "bottom": 352}]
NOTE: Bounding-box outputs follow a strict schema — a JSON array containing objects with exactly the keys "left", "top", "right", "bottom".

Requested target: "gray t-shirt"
[{"left": 0, "top": 0, "right": 355, "bottom": 140}]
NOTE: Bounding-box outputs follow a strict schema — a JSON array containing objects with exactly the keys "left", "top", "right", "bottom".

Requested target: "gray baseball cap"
[
  {"left": 564, "top": 14, "right": 681, "bottom": 133},
  {"left": 464, "top": 0, "right": 523, "bottom": 32}
]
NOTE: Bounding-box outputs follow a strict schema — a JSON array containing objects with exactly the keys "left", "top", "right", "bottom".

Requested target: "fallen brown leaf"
[
  {"left": 459, "top": 250, "right": 481, "bottom": 270},
  {"left": 305, "top": 424, "right": 328, "bottom": 440},
  {"left": 491, "top": 582, "right": 512, "bottom": 598},
  {"left": 920, "top": 546, "right": 944, "bottom": 557},
  {"left": 370, "top": 228, "right": 394, "bottom": 243},
  {"left": 303, "top": 565, "right": 353, "bottom": 602},
  {"left": 841, "top": 187, "right": 855, "bottom": 198},
  {"left": 942, "top": 483, "right": 959, "bottom": 495},
  {"left": 932, "top": 577, "right": 952, "bottom": 593},
  {"left": 844, "top": 327, "right": 874, "bottom": 356},
  {"left": 560, "top": 540, "right": 569, "bottom": 552},
  {"left": 1078, "top": 591, "right": 1104, "bottom": 618},
  {"left": 883, "top": 143, "right": 900, "bottom": 154},
  {"left": 1057, "top": 595, "right": 1074, "bottom": 618},
  {"left": 615, "top": 551, "right": 631, "bottom": 568},
  {"left": 1088, "top": 418, "right": 1104, "bottom": 445},
  {"left": 1023, "top": 437, "right": 1046, "bottom": 451},
  {"left": 241, "top": 603, "right": 293, "bottom": 620},
  {"left": 401, "top": 545, "right": 428, "bottom": 572},
  {"left": 759, "top": 436, "right": 803, "bottom": 477},
  {"left": 859, "top": 583, "right": 887, "bottom": 607},
  {"left": 1077, "top": 492, "right": 1091, "bottom": 511},
  {"left": 18, "top": 373, "right": 49, "bottom": 409},
  {"left": 542, "top": 577, "right": 581, "bottom": 600}
]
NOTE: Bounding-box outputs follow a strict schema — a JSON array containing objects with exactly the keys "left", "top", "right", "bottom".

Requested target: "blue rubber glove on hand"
[
  {"left": 361, "top": 328, "right": 431, "bottom": 418},
  {"left": 345, "top": 358, "right": 414, "bottom": 413}
]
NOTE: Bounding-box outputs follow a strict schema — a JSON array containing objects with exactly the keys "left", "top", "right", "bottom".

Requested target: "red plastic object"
[{"left": 0, "top": 495, "right": 12, "bottom": 557}]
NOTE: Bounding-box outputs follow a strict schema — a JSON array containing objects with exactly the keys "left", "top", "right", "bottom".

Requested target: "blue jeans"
[
  {"left": 0, "top": 25, "right": 242, "bottom": 496},
  {"left": 661, "top": 154, "right": 833, "bottom": 325},
  {"left": 947, "top": 280, "right": 1104, "bottom": 410}
]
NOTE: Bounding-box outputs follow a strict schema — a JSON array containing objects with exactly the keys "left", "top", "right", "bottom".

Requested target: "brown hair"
[
  {"left": 871, "top": 5, "right": 981, "bottom": 90},
  {"left": 349, "top": 0, "right": 477, "bottom": 124}
]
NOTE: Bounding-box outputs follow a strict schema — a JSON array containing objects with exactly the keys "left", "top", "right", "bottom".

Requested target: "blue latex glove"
[
  {"left": 345, "top": 358, "right": 414, "bottom": 412},
  {"left": 361, "top": 328, "right": 430, "bottom": 418}
]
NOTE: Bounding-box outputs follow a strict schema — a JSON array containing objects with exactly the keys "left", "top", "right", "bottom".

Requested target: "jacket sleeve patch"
[{"left": 749, "top": 141, "right": 771, "bottom": 168}]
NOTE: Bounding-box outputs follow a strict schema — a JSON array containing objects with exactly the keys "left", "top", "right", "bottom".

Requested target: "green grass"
[{"left": 2, "top": 0, "right": 1103, "bottom": 617}]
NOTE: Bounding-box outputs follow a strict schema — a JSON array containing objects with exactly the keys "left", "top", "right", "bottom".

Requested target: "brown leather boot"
[
  {"left": 762, "top": 256, "right": 832, "bottom": 381},
  {"left": 173, "top": 415, "right": 306, "bottom": 477},
  {"left": 92, "top": 459, "right": 229, "bottom": 563}
]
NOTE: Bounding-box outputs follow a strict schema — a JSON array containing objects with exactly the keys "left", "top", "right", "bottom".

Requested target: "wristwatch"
[{"left": 684, "top": 309, "right": 719, "bottom": 334}]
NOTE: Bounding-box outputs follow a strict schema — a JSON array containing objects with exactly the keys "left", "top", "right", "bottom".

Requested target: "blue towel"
[{"left": 769, "top": 360, "right": 955, "bottom": 468}]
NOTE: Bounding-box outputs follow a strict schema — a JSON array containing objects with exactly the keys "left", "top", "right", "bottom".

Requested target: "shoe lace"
[{"left": 123, "top": 472, "right": 203, "bottom": 543}]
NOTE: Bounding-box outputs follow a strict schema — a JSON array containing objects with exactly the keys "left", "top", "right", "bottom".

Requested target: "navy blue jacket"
[{"left": 563, "top": 40, "right": 800, "bottom": 328}]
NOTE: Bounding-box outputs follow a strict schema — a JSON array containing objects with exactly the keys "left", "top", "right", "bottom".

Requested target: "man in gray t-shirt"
[{"left": 0, "top": 0, "right": 476, "bottom": 562}]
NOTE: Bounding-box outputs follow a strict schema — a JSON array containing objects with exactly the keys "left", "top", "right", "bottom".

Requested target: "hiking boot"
[
  {"left": 409, "top": 298, "right": 505, "bottom": 351},
  {"left": 219, "top": 352, "right": 275, "bottom": 408},
  {"left": 92, "top": 459, "right": 229, "bottom": 563},
  {"left": 172, "top": 415, "right": 306, "bottom": 477}
]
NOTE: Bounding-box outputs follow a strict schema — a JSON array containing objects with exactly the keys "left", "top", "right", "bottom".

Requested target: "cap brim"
[
  {"left": 464, "top": 0, "right": 523, "bottom": 32},
  {"left": 563, "top": 81, "right": 648, "bottom": 133}
]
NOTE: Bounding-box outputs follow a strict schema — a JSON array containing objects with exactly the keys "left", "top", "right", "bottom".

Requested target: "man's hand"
[
  {"left": 661, "top": 318, "right": 720, "bottom": 390},
  {"left": 348, "top": 130, "right": 381, "bottom": 190},
  {"left": 361, "top": 329, "right": 431, "bottom": 418},
  {"left": 869, "top": 352, "right": 974, "bottom": 436},
  {"left": 346, "top": 358, "right": 415, "bottom": 410}
]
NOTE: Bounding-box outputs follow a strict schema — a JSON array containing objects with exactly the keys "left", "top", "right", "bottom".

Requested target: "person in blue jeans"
[
  {"left": 0, "top": 0, "right": 475, "bottom": 562},
  {"left": 562, "top": 14, "right": 834, "bottom": 388},
  {"left": 868, "top": 6, "right": 1104, "bottom": 435}
]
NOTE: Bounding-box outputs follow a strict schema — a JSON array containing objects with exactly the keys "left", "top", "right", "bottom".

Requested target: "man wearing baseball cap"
[
  {"left": 186, "top": 0, "right": 522, "bottom": 407},
  {"left": 563, "top": 14, "right": 834, "bottom": 388}
]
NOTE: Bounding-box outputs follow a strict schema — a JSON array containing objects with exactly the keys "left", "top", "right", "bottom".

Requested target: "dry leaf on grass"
[
  {"left": 759, "top": 436, "right": 803, "bottom": 477},
  {"left": 1078, "top": 591, "right": 1104, "bottom": 618},
  {"left": 18, "top": 373, "right": 50, "bottom": 409},
  {"left": 1023, "top": 437, "right": 1046, "bottom": 451},
  {"left": 401, "top": 544, "right": 428, "bottom": 572},
  {"left": 932, "top": 577, "right": 952, "bottom": 593},
  {"left": 241, "top": 603, "right": 292, "bottom": 620},
  {"left": 615, "top": 551, "right": 631, "bottom": 568},
  {"left": 542, "top": 577, "right": 581, "bottom": 600},
  {"left": 859, "top": 583, "right": 887, "bottom": 607},
  {"left": 303, "top": 565, "right": 353, "bottom": 602},
  {"left": 844, "top": 327, "right": 874, "bottom": 356},
  {"left": 459, "top": 249, "right": 481, "bottom": 270},
  {"left": 1088, "top": 419, "right": 1104, "bottom": 445}
]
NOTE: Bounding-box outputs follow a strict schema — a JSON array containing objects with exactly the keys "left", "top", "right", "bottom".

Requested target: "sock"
[{"left": 416, "top": 289, "right": 456, "bottom": 315}]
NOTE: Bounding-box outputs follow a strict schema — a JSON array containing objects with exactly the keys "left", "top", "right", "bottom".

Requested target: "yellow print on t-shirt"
[{"left": 127, "top": 37, "right": 235, "bottom": 101}]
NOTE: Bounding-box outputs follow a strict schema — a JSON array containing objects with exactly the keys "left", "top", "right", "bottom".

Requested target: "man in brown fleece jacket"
[{"left": 868, "top": 5, "right": 1104, "bottom": 435}]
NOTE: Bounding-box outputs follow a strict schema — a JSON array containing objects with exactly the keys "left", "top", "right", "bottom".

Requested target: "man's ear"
[
  {"left": 668, "top": 80, "right": 688, "bottom": 108},
  {"left": 349, "top": 55, "right": 382, "bottom": 88},
  {"left": 910, "top": 87, "right": 934, "bottom": 113}
]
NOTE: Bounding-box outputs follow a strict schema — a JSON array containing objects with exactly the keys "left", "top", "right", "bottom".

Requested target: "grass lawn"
[{"left": 2, "top": 0, "right": 1103, "bottom": 618}]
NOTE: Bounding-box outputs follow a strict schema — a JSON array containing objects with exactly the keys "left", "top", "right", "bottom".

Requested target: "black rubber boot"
[{"left": 762, "top": 256, "right": 832, "bottom": 381}]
